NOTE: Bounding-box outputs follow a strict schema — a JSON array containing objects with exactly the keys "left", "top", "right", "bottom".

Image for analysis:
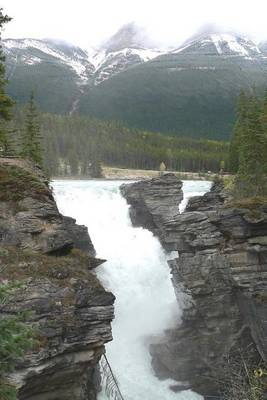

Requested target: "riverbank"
[{"left": 53, "top": 166, "right": 217, "bottom": 181}]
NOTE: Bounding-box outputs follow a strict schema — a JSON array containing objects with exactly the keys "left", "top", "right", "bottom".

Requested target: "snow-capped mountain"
[
  {"left": 3, "top": 38, "right": 96, "bottom": 83},
  {"left": 3, "top": 24, "right": 164, "bottom": 86},
  {"left": 4, "top": 27, "right": 264, "bottom": 89},
  {"left": 77, "top": 29, "right": 267, "bottom": 139},
  {"left": 102, "top": 22, "right": 154, "bottom": 53},
  {"left": 259, "top": 41, "right": 267, "bottom": 55},
  {"left": 172, "top": 32, "right": 262, "bottom": 58},
  {"left": 89, "top": 24, "right": 164, "bottom": 84},
  {"left": 92, "top": 47, "right": 163, "bottom": 85},
  {"left": 3, "top": 26, "right": 267, "bottom": 138}
]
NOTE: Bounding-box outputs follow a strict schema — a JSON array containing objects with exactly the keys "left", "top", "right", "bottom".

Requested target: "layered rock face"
[
  {"left": 0, "top": 158, "right": 114, "bottom": 400},
  {"left": 121, "top": 175, "right": 267, "bottom": 397},
  {"left": 120, "top": 173, "right": 183, "bottom": 250}
]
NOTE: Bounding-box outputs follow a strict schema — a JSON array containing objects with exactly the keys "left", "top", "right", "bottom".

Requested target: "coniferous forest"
[
  {"left": 12, "top": 108, "right": 229, "bottom": 176},
  {"left": 229, "top": 90, "right": 267, "bottom": 197}
]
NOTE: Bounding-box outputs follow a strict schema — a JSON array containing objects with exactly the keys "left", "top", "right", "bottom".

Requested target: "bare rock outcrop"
[
  {"left": 0, "top": 158, "right": 114, "bottom": 400},
  {"left": 120, "top": 173, "right": 183, "bottom": 250}
]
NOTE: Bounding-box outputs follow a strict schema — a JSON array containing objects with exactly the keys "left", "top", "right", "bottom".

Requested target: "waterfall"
[{"left": 52, "top": 179, "right": 211, "bottom": 400}]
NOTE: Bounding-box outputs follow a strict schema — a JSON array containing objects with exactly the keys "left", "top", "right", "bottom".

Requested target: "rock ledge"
[{"left": 0, "top": 158, "right": 114, "bottom": 400}]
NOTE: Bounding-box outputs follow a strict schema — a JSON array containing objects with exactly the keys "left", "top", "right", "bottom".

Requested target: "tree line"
[
  {"left": 11, "top": 109, "right": 229, "bottom": 176},
  {"left": 0, "top": 17, "right": 42, "bottom": 166},
  {"left": 229, "top": 90, "right": 267, "bottom": 197}
]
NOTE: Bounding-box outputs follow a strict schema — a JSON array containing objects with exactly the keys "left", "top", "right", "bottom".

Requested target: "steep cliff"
[
  {"left": 121, "top": 175, "right": 267, "bottom": 397},
  {"left": 120, "top": 173, "right": 183, "bottom": 250},
  {"left": 0, "top": 158, "right": 114, "bottom": 400}
]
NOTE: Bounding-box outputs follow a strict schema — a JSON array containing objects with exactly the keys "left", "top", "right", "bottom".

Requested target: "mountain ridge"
[
  {"left": 5, "top": 27, "right": 266, "bottom": 86},
  {"left": 172, "top": 32, "right": 262, "bottom": 57},
  {"left": 3, "top": 25, "right": 165, "bottom": 86},
  {"left": 3, "top": 27, "right": 267, "bottom": 139}
]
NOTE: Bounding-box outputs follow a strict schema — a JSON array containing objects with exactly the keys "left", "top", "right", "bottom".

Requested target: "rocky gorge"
[
  {"left": 0, "top": 158, "right": 115, "bottom": 400},
  {"left": 121, "top": 174, "right": 267, "bottom": 398}
]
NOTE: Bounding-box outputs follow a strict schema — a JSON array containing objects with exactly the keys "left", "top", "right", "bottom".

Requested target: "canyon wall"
[
  {"left": 121, "top": 174, "right": 267, "bottom": 397},
  {"left": 0, "top": 158, "right": 114, "bottom": 400}
]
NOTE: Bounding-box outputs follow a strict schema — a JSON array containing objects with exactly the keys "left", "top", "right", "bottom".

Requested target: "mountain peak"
[
  {"left": 172, "top": 29, "right": 261, "bottom": 57},
  {"left": 102, "top": 22, "right": 154, "bottom": 53}
]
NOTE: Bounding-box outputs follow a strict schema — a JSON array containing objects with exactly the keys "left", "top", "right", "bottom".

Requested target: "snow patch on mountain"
[
  {"left": 4, "top": 38, "right": 164, "bottom": 84},
  {"left": 133, "top": 47, "right": 165, "bottom": 61},
  {"left": 90, "top": 47, "right": 164, "bottom": 70},
  {"left": 4, "top": 39, "right": 94, "bottom": 82},
  {"left": 23, "top": 55, "right": 42, "bottom": 65},
  {"left": 211, "top": 35, "right": 223, "bottom": 55},
  {"left": 92, "top": 47, "right": 163, "bottom": 85},
  {"left": 211, "top": 34, "right": 248, "bottom": 55},
  {"left": 3, "top": 29, "right": 264, "bottom": 88},
  {"left": 88, "top": 50, "right": 106, "bottom": 69},
  {"left": 172, "top": 32, "right": 262, "bottom": 58}
]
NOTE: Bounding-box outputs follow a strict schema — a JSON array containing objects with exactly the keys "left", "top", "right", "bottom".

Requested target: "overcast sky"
[{"left": 1, "top": 0, "right": 267, "bottom": 49}]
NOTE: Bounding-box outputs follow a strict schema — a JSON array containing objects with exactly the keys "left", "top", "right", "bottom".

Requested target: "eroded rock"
[
  {"left": 121, "top": 176, "right": 267, "bottom": 397},
  {"left": 0, "top": 158, "right": 114, "bottom": 400},
  {"left": 120, "top": 173, "right": 183, "bottom": 250}
]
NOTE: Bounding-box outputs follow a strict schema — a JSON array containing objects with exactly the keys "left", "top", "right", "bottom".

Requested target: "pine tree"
[
  {"left": 260, "top": 89, "right": 267, "bottom": 175},
  {"left": 229, "top": 90, "right": 248, "bottom": 173},
  {"left": 0, "top": 280, "right": 36, "bottom": 400},
  {"left": 0, "top": 9, "right": 14, "bottom": 156},
  {"left": 88, "top": 159, "right": 103, "bottom": 178},
  {"left": 235, "top": 93, "right": 267, "bottom": 197},
  {"left": 21, "top": 92, "right": 43, "bottom": 165}
]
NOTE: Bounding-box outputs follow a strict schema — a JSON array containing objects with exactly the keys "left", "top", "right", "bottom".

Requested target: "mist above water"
[{"left": 52, "top": 179, "right": 211, "bottom": 400}]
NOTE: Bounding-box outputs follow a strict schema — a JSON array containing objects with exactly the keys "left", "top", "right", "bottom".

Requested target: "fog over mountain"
[
  {"left": 100, "top": 23, "right": 158, "bottom": 53},
  {"left": 2, "top": 0, "right": 267, "bottom": 48}
]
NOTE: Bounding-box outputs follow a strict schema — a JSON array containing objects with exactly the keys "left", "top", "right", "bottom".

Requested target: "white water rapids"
[{"left": 52, "top": 179, "right": 211, "bottom": 400}]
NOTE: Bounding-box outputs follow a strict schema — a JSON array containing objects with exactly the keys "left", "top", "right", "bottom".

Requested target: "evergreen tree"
[
  {"left": 13, "top": 109, "right": 230, "bottom": 176},
  {"left": 0, "top": 280, "right": 36, "bottom": 400},
  {"left": 260, "top": 89, "right": 267, "bottom": 174},
  {"left": 21, "top": 92, "right": 43, "bottom": 165},
  {"left": 0, "top": 9, "right": 14, "bottom": 156},
  {"left": 235, "top": 93, "right": 267, "bottom": 197},
  {"left": 88, "top": 159, "right": 103, "bottom": 178},
  {"left": 229, "top": 90, "right": 248, "bottom": 173}
]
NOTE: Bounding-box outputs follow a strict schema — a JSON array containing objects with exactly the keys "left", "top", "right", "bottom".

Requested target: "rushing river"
[{"left": 52, "top": 179, "right": 211, "bottom": 400}]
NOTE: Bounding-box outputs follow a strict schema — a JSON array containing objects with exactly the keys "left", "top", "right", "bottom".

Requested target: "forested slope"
[
  {"left": 13, "top": 110, "right": 229, "bottom": 176},
  {"left": 78, "top": 53, "right": 267, "bottom": 139}
]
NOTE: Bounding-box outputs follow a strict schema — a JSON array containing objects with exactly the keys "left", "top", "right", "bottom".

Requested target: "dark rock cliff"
[
  {"left": 0, "top": 158, "right": 114, "bottom": 400},
  {"left": 120, "top": 173, "right": 183, "bottom": 250},
  {"left": 121, "top": 175, "right": 267, "bottom": 397}
]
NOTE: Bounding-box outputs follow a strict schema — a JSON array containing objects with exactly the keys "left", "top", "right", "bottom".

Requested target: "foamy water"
[{"left": 52, "top": 179, "right": 211, "bottom": 400}]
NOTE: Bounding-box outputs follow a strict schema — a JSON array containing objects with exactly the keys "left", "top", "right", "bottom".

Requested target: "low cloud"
[{"left": 2, "top": 0, "right": 267, "bottom": 48}]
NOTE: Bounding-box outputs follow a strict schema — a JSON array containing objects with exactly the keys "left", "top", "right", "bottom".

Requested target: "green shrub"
[{"left": 0, "top": 281, "right": 36, "bottom": 400}]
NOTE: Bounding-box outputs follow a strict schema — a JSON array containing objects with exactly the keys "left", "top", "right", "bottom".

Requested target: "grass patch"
[
  {"left": 223, "top": 175, "right": 235, "bottom": 191},
  {"left": 0, "top": 246, "right": 102, "bottom": 290},
  {"left": 225, "top": 196, "right": 267, "bottom": 210},
  {"left": 0, "top": 163, "right": 49, "bottom": 203}
]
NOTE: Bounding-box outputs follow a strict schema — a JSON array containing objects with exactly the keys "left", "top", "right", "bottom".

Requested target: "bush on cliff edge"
[{"left": 0, "top": 276, "right": 36, "bottom": 400}]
